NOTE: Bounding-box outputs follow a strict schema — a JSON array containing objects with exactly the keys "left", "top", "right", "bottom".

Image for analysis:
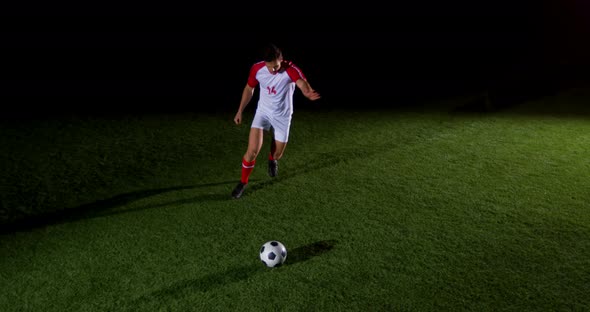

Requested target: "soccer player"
[{"left": 231, "top": 43, "right": 321, "bottom": 199}]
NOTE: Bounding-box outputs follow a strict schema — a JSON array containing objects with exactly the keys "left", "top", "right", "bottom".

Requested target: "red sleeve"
[
  {"left": 284, "top": 61, "right": 307, "bottom": 82},
  {"left": 247, "top": 62, "right": 265, "bottom": 88}
]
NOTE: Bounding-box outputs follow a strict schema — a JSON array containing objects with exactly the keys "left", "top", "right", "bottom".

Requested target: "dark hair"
[{"left": 263, "top": 43, "right": 282, "bottom": 62}]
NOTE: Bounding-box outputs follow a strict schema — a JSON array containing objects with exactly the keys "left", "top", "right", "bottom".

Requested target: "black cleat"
[
  {"left": 268, "top": 160, "right": 278, "bottom": 177},
  {"left": 231, "top": 182, "right": 247, "bottom": 199}
]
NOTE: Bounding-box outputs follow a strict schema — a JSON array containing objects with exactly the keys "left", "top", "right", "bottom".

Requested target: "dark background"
[{"left": 1, "top": 1, "right": 589, "bottom": 117}]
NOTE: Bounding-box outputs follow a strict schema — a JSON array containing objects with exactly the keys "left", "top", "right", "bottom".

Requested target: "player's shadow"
[
  {"left": 246, "top": 143, "right": 396, "bottom": 196},
  {"left": 132, "top": 240, "right": 337, "bottom": 306},
  {"left": 246, "top": 150, "right": 362, "bottom": 195},
  {"left": 1, "top": 181, "right": 236, "bottom": 234}
]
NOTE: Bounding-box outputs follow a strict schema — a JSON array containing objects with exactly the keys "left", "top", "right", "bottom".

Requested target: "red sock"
[{"left": 241, "top": 158, "right": 256, "bottom": 184}]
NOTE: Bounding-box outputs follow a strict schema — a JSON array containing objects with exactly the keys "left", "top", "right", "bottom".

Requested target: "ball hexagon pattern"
[{"left": 259, "top": 241, "right": 287, "bottom": 268}]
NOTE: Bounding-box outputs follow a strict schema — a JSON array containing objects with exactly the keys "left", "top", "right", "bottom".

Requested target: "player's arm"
[
  {"left": 296, "top": 79, "right": 321, "bottom": 101},
  {"left": 234, "top": 84, "right": 255, "bottom": 125}
]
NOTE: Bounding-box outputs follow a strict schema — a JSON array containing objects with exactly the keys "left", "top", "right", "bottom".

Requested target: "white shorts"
[{"left": 251, "top": 109, "right": 292, "bottom": 143}]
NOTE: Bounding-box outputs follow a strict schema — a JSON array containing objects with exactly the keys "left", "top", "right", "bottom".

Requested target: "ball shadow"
[
  {"left": 131, "top": 239, "right": 338, "bottom": 307},
  {"left": 287, "top": 239, "right": 338, "bottom": 265}
]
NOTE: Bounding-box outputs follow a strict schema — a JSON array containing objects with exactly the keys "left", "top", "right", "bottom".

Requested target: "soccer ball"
[{"left": 259, "top": 241, "right": 287, "bottom": 268}]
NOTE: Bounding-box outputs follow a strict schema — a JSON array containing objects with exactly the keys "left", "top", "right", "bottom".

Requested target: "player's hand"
[
  {"left": 234, "top": 112, "right": 242, "bottom": 125},
  {"left": 304, "top": 89, "right": 321, "bottom": 101}
]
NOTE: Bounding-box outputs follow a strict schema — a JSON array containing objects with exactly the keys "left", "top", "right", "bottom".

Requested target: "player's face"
[{"left": 265, "top": 59, "right": 281, "bottom": 75}]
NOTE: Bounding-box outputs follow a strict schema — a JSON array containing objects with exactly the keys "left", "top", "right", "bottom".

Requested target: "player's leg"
[
  {"left": 233, "top": 110, "right": 271, "bottom": 199},
  {"left": 272, "top": 140, "right": 287, "bottom": 160},
  {"left": 268, "top": 118, "right": 291, "bottom": 177},
  {"left": 232, "top": 127, "right": 264, "bottom": 199},
  {"left": 268, "top": 139, "right": 286, "bottom": 178},
  {"left": 269, "top": 129, "right": 277, "bottom": 161},
  {"left": 267, "top": 129, "right": 277, "bottom": 177},
  {"left": 244, "top": 126, "right": 264, "bottom": 163}
]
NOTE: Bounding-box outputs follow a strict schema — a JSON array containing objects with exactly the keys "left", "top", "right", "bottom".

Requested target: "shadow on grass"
[
  {"left": 132, "top": 240, "right": 337, "bottom": 306},
  {"left": 1, "top": 181, "right": 237, "bottom": 234},
  {"left": 287, "top": 239, "right": 338, "bottom": 265},
  {"left": 246, "top": 151, "right": 355, "bottom": 196},
  {"left": 2, "top": 147, "right": 361, "bottom": 232}
]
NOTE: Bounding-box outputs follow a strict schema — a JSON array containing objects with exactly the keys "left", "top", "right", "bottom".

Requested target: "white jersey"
[{"left": 247, "top": 60, "right": 307, "bottom": 118}]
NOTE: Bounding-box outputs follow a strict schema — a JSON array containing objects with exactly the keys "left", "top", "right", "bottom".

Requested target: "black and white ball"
[{"left": 259, "top": 241, "right": 287, "bottom": 268}]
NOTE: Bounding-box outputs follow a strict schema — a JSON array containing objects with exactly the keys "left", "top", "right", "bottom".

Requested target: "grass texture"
[{"left": 1, "top": 89, "right": 589, "bottom": 311}]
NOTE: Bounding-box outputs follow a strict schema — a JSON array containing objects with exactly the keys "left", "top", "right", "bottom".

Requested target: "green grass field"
[{"left": 1, "top": 88, "right": 589, "bottom": 311}]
